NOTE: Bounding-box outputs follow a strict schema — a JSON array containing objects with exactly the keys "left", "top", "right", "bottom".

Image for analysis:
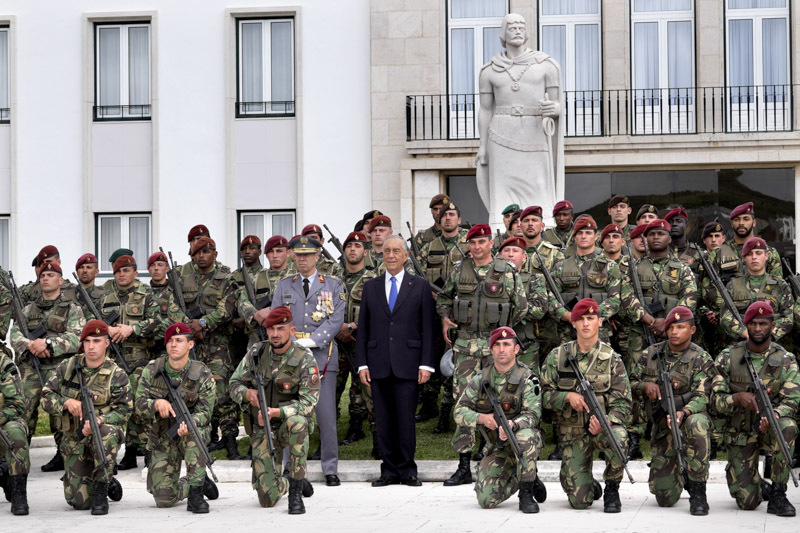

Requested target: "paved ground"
[{"left": 5, "top": 444, "right": 799, "bottom": 532}]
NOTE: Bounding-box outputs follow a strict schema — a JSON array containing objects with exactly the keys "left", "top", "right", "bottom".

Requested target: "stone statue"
[{"left": 475, "top": 13, "right": 564, "bottom": 230}]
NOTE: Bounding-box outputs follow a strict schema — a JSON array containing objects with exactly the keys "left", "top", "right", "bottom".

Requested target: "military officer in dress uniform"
[{"left": 300, "top": 225, "right": 338, "bottom": 277}]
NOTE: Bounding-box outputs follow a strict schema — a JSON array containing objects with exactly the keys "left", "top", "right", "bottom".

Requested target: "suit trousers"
[{"left": 372, "top": 373, "right": 419, "bottom": 480}]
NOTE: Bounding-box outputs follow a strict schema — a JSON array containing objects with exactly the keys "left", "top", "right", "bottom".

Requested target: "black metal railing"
[
  {"left": 406, "top": 85, "right": 797, "bottom": 141},
  {"left": 94, "top": 104, "right": 151, "bottom": 121},
  {"left": 235, "top": 101, "right": 295, "bottom": 118}
]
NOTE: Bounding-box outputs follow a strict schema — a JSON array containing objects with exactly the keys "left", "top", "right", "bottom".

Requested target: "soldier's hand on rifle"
[
  {"left": 232, "top": 317, "right": 246, "bottom": 330},
  {"left": 566, "top": 392, "right": 589, "bottom": 414},
  {"left": 759, "top": 416, "right": 770, "bottom": 433},
  {"left": 254, "top": 308, "right": 271, "bottom": 327},
  {"left": 442, "top": 317, "right": 457, "bottom": 344},
  {"left": 667, "top": 410, "right": 685, "bottom": 429},
  {"left": 498, "top": 420, "right": 514, "bottom": 442},
  {"left": 642, "top": 382, "right": 661, "bottom": 402},
  {"left": 189, "top": 319, "right": 204, "bottom": 339},
  {"left": 154, "top": 399, "right": 176, "bottom": 419},
  {"left": 706, "top": 310, "right": 718, "bottom": 326},
  {"left": 733, "top": 391, "right": 758, "bottom": 412},
  {"left": 64, "top": 398, "right": 82, "bottom": 417},
  {"left": 650, "top": 318, "right": 666, "bottom": 336},
  {"left": 245, "top": 389, "right": 260, "bottom": 407},
  {"left": 81, "top": 419, "right": 94, "bottom": 437},
  {"left": 478, "top": 413, "right": 498, "bottom": 431},
  {"left": 588, "top": 414, "right": 608, "bottom": 436},
  {"left": 109, "top": 324, "right": 134, "bottom": 343},
  {"left": 336, "top": 323, "right": 354, "bottom": 342},
  {"left": 29, "top": 339, "right": 48, "bottom": 357},
  {"left": 177, "top": 421, "right": 189, "bottom": 437}
]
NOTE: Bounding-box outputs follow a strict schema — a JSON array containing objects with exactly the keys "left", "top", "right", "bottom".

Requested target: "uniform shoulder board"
[
  {"left": 213, "top": 270, "right": 228, "bottom": 281},
  {"left": 595, "top": 255, "right": 609, "bottom": 265},
  {"left": 317, "top": 274, "right": 325, "bottom": 284},
  {"left": 492, "top": 257, "right": 508, "bottom": 273},
  {"left": 187, "top": 360, "right": 205, "bottom": 380}
]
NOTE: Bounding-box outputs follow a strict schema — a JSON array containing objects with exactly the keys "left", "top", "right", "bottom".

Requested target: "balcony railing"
[
  {"left": 94, "top": 104, "right": 151, "bottom": 121},
  {"left": 235, "top": 100, "right": 295, "bottom": 118},
  {"left": 406, "top": 85, "right": 797, "bottom": 141}
]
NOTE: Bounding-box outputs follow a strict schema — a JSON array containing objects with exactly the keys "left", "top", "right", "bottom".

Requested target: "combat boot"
[
  {"left": 686, "top": 480, "right": 709, "bottom": 516},
  {"left": 518, "top": 481, "right": 540, "bottom": 513},
  {"left": 243, "top": 444, "right": 252, "bottom": 461},
  {"left": 628, "top": 433, "right": 643, "bottom": 460},
  {"left": 91, "top": 481, "right": 109, "bottom": 515},
  {"left": 224, "top": 435, "right": 242, "bottom": 460},
  {"left": 40, "top": 451, "right": 64, "bottom": 472},
  {"left": 207, "top": 422, "right": 223, "bottom": 452},
  {"left": 340, "top": 416, "right": 366, "bottom": 445},
  {"left": 117, "top": 444, "right": 138, "bottom": 470},
  {"left": 532, "top": 475, "right": 547, "bottom": 503},
  {"left": 108, "top": 477, "right": 123, "bottom": 502},
  {"left": 187, "top": 485, "right": 209, "bottom": 513},
  {"left": 414, "top": 398, "right": 438, "bottom": 423},
  {"left": 603, "top": 480, "right": 621, "bottom": 513},
  {"left": 592, "top": 479, "right": 603, "bottom": 501},
  {"left": 547, "top": 447, "right": 563, "bottom": 461},
  {"left": 472, "top": 434, "right": 486, "bottom": 462},
  {"left": 0, "top": 458, "right": 10, "bottom": 502},
  {"left": 761, "top": 479, "right": 772, "bottom": 501},
  {"left": 767, "top": 483, "right": 796, "bottom": 517},
  {"left": 288, "top": 478, "right": 305, "bottom": 515},
  {"left": 10, "top": 474, "right": 28, "bottom": 516},
  {"left": 433, "top": 404, "right": 452, "bottom": 434},
  {"left": 203, "top": 474, "right": 219, "bottom": 500},
  {"left": 443, "top": 453, "right": 474, "bottom": 486}
]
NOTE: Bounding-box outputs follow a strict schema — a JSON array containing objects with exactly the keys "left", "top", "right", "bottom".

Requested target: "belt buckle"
[{"left": 511, "top": 105, "right": 523, "bottom": 117}]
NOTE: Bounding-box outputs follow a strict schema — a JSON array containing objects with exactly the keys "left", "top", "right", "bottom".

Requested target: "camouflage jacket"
[
  {"left": 0, "top": 351, "right": 24, "bottom": 426},
  {"left": 629, "top": 254, "right": 698, "bottom": 322},
  {"left": 543, "top": 226, "right": 573, "bottom": 250},
  {"left": 168, "top": 262, "right": 236, "bottom": 336},
  {"left": 718, "top": 273, "right": 793, "bottom": 340},
  {"left": 9, "top": 294, "right": 85, "bottom": 368},
  {"left": 414, "top": 225, "right": 442, "bottom": 256},
  {"left": 21, "top": 279, "right": 80, "bottom": 306},
  {"left": 549, "top": 249, "right": 622, "bottom": 321},
  {"left": 418, "top": 229, "right": 469, "bottom": 288}
]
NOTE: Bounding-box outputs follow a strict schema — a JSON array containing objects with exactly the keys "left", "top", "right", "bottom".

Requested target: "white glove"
[{"left": 295, "top": 338, "right": 318, "bottom": 349}]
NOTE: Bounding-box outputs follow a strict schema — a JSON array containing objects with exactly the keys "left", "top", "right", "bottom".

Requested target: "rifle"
[
  {"left": 162, "top": 248, "right": 199, "bottom": 360},
  {"left": 75, "top": 363, "right": 110, "bottom": 483},
  {"left": 406, "top": 221, "right": 423, "bottom": 260},
  {"left": 323, "top": 224, "right": 345, "bottom": 265},
  {"left": 1, "top": 271, "right": 45, "bottom": 387},
  {"left": 567, "top": 353, "right": 635, "bottom": 484},
  {"left": 692, "top": 244, "right": 738, "bottom": 329},
  {"left": 531, "top": 246, "right": 568, "bottom": 310},
  {"left": 251, "top": 349, "right": 278, "bottom": 479},
  {"left": 0, "top": 427, "right": 22, "bottom": 466},
  {"left": 71, "top": 273, "right": 131, "bottom": 374},
  {"left": 480, "top": 380, "right": 527, "bottom": 469},
  {"left": 781, "top": 258, "right": 800, "bottom": 299},
  {"left": 625, "top": 244, "right": 659, "bottom": 346},
  {"left": 741, "top": 349, "right": 799, "bottom": 487},
  {"left": 238, "top": 257, "right": 268, "bottom": 343},
  {"left": 653, "top": 341, "right": 686, "bottom": 473},
  {"left": 159, "top": 367, "right": 218, "bottom": 482},
  {"left": 399, "top": 231, "right": 444, "bottom": 295}
]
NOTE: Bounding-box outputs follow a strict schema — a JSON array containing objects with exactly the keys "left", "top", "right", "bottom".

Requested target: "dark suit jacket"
[{"left": 354, "top": 272, "right": 436, "bottom": 380}]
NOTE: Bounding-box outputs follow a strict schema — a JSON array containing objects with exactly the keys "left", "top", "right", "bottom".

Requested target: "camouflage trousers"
[
  {"left": 124, "top": 365, "right": 148, "bottom": 449},
  {"left": 61, "top": 424, "right": 124, "bottom": 510},
  {"left": 0, "top": 418, "right": 30, "bottom": 475},
  {"left": 335, "top": 342, "right": 373, "bottom": 424},
  {"left": 647, "top": 413, "right": 711, "bottom": 507},
  {"left": 199, "top": 343, "right": 237, "bottom": 440},
  {"left": 19, "top": 361, "right": 62, "bottom": 446},
  {"left": 146, "top": 426, "right": 211, "bottom": 507},
  {"left": 451, "top": 336, "right": 491, "bottom": 454},
  {"left": 725, "top": 417, "right": 797, "bottom": 510},
  {"left": 251, "top": 415, "right": 312, "bottom": 508},
  {"left": 474, "top": 428, "right": 542, "bottom": 509},
  {"left": 623, "top": 329, "right": 649, "bottom": 438},
  {"left": 559, "top": 424, "right": 628, "bottom": 509}
]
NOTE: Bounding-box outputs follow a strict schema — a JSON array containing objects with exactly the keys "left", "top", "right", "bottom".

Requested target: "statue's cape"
[{"left": 484, "top": 49, "right": 551, "bottom": 73}]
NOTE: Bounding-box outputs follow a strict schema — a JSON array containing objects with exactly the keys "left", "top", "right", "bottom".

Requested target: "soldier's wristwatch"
[
  {"left": 199, "top": 318, "right": 208, "bottom": 329},
  {"left": 45, "top": 338, "right": 52, "bottom": 347}
]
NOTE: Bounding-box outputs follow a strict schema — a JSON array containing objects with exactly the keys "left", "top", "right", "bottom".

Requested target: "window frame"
[
  {"left": 93, "top": 21, "right": 152, "bottom": 122},
  {"left": 235, "top": 17, "right": 296, "bottom": 118},
  {"left": 95, "top": 212, "right": 152, "bottom": 275},
  {"left": 237, "top": 210, "right": 296, "bottom": 255},
  {"left": 0, "top": 214, "right": 9, "bottom": 269},
  {"left": 0, "top": 25, "right": 9, "bottom": 124}
]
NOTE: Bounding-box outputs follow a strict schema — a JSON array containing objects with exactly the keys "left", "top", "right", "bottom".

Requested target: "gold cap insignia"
[
  {"left": 715, "top": 224, "right": 721, "bottom": 231},
  {"left": 443, "top": 196, "right": 449, "bottom": 204},
  {"left": 449, "top": 203, "right": 455, "bottom": 209},
  {"left": 589, "top": 306, "right": 594, "bottom": 313},
  {"left": 759, "top": 307, "right": 764, "bottom": 315},
  {"left": 355, "top": 235, "right": 360, "bottom": 240},
  {"left": 623, "top": 197, "right": 629, "bottom": 203},
  {"left": 373, "top": 210, "right": 380, "bottom": 217},
  {"left": 95, "top": 327, "right": 100, "bottom": 334},
  {"left": 660, "top": 222, "right": 665, "bottom": 228},
  {"left": 300, "top": 237, "right": 308, "bottom": 244},
  {"left": 176, "top": 326, "right": 181, "bottom": 333},
  {"left": 648, "top": 206, "right": 655, "bottom": 212},
  {"left": 675, "top": 312, "right": 680, "bottom": 320},
  {"left": 501, "top": 330, "right": 507, "bottom": 338}
]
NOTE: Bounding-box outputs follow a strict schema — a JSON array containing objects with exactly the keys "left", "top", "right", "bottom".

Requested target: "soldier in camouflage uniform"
[
  {"left": 702, "top": 220, "right": 725, "bottom": 253},
  {"left": 636, "top": 204, "right": 659, "bottom": 227},
  {"left": 541, "top": 298, "right": 632, "bottom": 513},
  {"left": 629, "top": 306, "right": 714, "bottom": 515},
  {"left": 299, "top": 225, "right": 338, "bottom": 277},
  {"left": 93, "top": 255, "right": 162, "bottom": 471},
  {"left": 230, "top": 306, "right": 320, "bottom": 514},
  {"left": 491, "top": 203, "right": 520, "bottom": 251},
  {"left": 333, "top": 232, "right": 376, "bottom": 449},
  {"left": 717, "top": 238, "right": 793, "bottom": 346},
  {"left": 543, "top": 201, "right": 574, "bottom": 250},
  {"left": 366, "top": 216, "right": 393, "bottom": 272},
  {"left": 9, "top": 262, "right": 85, "bottom": 473},
  {"left": 454, "top": 327, "right": 545, "bottom": 513},
  {"left": 665, "top": 208, "right": 703, "bottom": 278},
  {"left": 136, "top": 323, "right": 218, "bottom": 513},
  {"left": 606, "top": 195, "right": 636, "bottom": 242},
  {"left": 41, "top": 320, "right": 131, "bottom": 515},
  {"left": 413, "top": 193, "right": 449, "bottom": 256},
  {"left": 183, "top": 224, "right": 231, "bottom": 275},
  {"left": 20, "top": 246, "right": 80, "bottom": 305},
  {"left": 438, "top": 224, "right": 528, "bottom": 486},
  {"left": 711, "top": 301, "right": 799, "bottom": 516},
  {"left": 498, "top": 237, "right": 547, "bottom": 370},
  {"left": 168, "top": 236, "right": 240, "bottom": 460},
  {"left": 0, "top": 338, "right": 30, "bottom": 515},
  {"left": 74, "top": 253, "right": 106, "bottom": 319},
  {"left": 147, "top": 251, "right": 174, "bottom": 358},
  {"left": 629, "top": 223, "right": 648, "bottom": 259}
]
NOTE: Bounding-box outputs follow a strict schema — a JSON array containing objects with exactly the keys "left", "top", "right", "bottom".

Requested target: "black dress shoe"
[
  {"left": 371, "top": 476, "right": 399, "bottom": 487},
  {"left": 325, "top": 474, "right": 341, "bottom": 487},
  {"left": 402, "top": 476, "right": 422, "bottom": 487}
]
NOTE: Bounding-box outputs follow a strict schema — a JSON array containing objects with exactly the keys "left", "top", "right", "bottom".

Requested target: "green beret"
[
  {"left": 108, "top": 248, "right": 135, "bottom": 264},
  {"left": 502, "top": 204, "right": 520, "bottom": 215}
]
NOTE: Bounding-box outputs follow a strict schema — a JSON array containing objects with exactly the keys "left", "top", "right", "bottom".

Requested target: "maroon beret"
[
  {"left": 80, "top": 319, "right": 109, "bottom": 342},
  {"left": 37, "top": 245, "right": 59, "bottom": 267},
  {"left": 343, "top": 231, "right": 367, "bottom": 247},
  {"left": 489, "top": 326, "right": 517, "bottom": 349},
  {"left": 665, "top": 306, "right": 694, "bottom": 328},
  {"left": 742, "top": 237, "right": 767, "bottom": 257},
  {"left": 636, "top": 204, "right": 658, "bottom": 220},
  {"left": 264, "top": 306, "right": 293, "bottom": 329},
  {"left": 552, "top": 200, "right": 573, "bottom": 216},
  {"left": 608, "top": 195, "right": 629, "bottom": 209},
  {"left": 702, "top": 221, "right": 724, "bottom": 240},
  {"left": 429, "top": 194, "right": 450, "bottom": 208},
  {"left": 240, "top": 235, "right": 262, "bottom": 250},
  {"left": 40, "top": 263, "right": 62, "bottom": 275},
  {"left": 570, "top": 298, "right": 599, "bottom": 322},
  {"left": 664, "top": 207, "right": 689, "bottom": 222},
  {"left": 600, "top": 224, "right": 623, "bottom": 243},
  {"left": 498, "top": 237, "right": 527, "bottom": 252},
  {"left": 630, "top": 224, "right": 647, "bottom": 240},
  {"left": 264, "top": 235, "right": 289, "bottom": 254},
  {"left": 730, "top": 202, "right": 754, "bottom": 220},
  {"left": 147, "top": 251, "right": 168, "bottom": 269},
  {"left": 744, "top": 301, "right": 773, "bottom": 325},
  {"left": 75, "top": 253, "right": 98, "bottom": 270},
  {"left": 466, "top": 224, "right": 492, "bottom": 241},
  {"left": 520, "top": 206, "right": 543, "bottom": 220},
  {"left": 187, "top": 224, "right": 210, "bottom": 242},
  {"left": 165, "top": 322, "right": 192, "bottom": 343},
  {"left": 367, "top": 215, "right": 392, "bottom": 233},
  {"left": 572, "top": 216, "right": 598, "bottom": 235},
  {"left": 644, "top": 219, "right": 671, "bottom": 235},
  {"left": 112, "top": 255, "right": 136, "bottom": 274},
  {"left": 190, "top": 236, "right": 216, "bottom": 256},
  {"left": 301, "top": 224, "right": 323, "bottom": 237}
]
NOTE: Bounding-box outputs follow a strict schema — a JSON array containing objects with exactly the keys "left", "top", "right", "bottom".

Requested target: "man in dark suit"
[{"left": 356, "top": 234, "right": 436, "bottom": 487}]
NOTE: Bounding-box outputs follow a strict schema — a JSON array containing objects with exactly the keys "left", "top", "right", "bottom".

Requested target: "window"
[
  {"left": 94, "top": 22, "right": 151, "bottom": 120},
  {"left": 238, "top": 210, "right": 295, "bottom": 247},
  {"left": 725, "top": 0, "right": 790, "bottom": 132},
  {"left": 0, "top": 216, "right": 8, "bottom": 268},
  {"left": 447, "top": 175, "right": 488, "bottom": 224},
  {"left": 631, "top": 0, "right": 695, "bottom": 134},
  {"left": 447, "top": 0, "right": 508, "bottom": 138},
  {"left": 539, "top": 0, "right": 601, "bottom": 136},
  {"left": 96, "top": 213, "right": 151, "bottom": 272},
  {"left": 0, "top": 27, "right": 8, "bottom": 123},
  {"left": 237, "top": 18, "right": 295, "bottom": 117}
]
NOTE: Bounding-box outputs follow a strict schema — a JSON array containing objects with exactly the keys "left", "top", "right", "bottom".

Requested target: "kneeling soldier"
[
  {"left": 136, "top": 323, "right": 218, "bottom": 513},
  {"left": 629, "top": 306, "right": 714, "bottom": 514},
  {"left": 454, "top": 326, "right": 546, "bottom": 513},
  {"left": 230, "top": 306, "right": 320, "bottom": 513},
  {"left": 0, "top": 339, "right": 30, "bottom": 515},
  {"left": 41, "top": 320, "right": 131, "bottom": 515},
  {"left": 541, "top": 298, "right": 632, "bottom": 512}
]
